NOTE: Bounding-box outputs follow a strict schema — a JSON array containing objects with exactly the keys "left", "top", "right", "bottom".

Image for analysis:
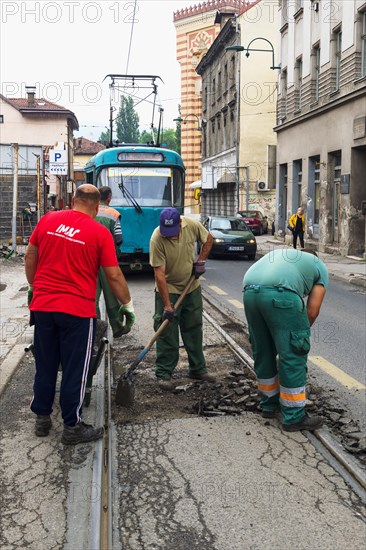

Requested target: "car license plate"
[{"left": 228, "top": 246, "right": 244, "bottom": 251}]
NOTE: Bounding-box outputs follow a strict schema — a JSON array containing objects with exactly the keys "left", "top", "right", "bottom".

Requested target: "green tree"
[
  {"left": 116, "top": 95, "right": 140, "bottom": 143},
  {"left": 139, "top": 127, "right": 178, "bottom": 152},
  {"left": 98, "top": 128, "right": 110, "bottom": 144},
  {"left": 160, "top": 128, "right": 178, "bottom": 151},
  {"left": 139, "top": 129, "right": 156, "bottom": 146}
]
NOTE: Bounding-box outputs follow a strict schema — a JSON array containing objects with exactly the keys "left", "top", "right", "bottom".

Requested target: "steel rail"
[
  {"left": 202, "top": 292, "right": 366, "bottom": 504},
  {"left": 88, "top": 341, "right": 114, "bottom": 549},
  {"left": 100, "top": 341, "right": 113, "bottom": 549}
]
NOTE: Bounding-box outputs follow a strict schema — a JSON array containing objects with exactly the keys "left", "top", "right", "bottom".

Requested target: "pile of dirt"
[{"left": 111, "top": 343, "right": 258, "bottom": 423}]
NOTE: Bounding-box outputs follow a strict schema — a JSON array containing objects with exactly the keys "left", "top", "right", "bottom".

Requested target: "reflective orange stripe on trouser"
[
  {"left": 257, "top": 376, "right": 280, "bottom": 398},
  {"left": 280, "top": 385, "right": 306, "bottom": 408}
]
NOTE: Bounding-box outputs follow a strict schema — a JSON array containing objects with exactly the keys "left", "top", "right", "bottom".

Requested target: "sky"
[{"left": 1, "top": 0, "right": 193, "bottom": 142}]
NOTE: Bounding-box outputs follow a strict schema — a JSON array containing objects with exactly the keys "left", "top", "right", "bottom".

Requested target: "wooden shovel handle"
[{"left": 144, "top": 275, "right": 196, "bottom": 351}]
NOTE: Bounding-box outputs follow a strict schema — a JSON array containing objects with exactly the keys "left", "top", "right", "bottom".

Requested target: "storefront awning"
[
  {"left": 217, "top": 172, "right": 236, "bottom": 184},
  {"left": 189, "top": 180, "right": 202, "bottom": 189}
]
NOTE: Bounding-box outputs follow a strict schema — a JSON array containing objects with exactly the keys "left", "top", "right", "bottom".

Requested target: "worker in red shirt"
[{"left": 25, "top": 184, "right": 135, "bottom": 446}]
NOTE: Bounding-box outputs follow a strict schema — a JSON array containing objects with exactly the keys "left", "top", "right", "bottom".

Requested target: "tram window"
[
  {"left": 85, "top": 171, "right": 94, "bottom": 184},
  {"left": 97, "top": 167, "right": 184, "bottom": 208}
]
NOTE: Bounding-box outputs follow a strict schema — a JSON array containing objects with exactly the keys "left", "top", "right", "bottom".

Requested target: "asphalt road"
[{"left": 200, "top": 253, "right": 366, "bottom": 433}]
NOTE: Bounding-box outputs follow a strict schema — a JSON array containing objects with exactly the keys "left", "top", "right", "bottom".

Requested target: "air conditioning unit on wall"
[{"left": 257, "top": 180, "right": 269, "bottom": 192}]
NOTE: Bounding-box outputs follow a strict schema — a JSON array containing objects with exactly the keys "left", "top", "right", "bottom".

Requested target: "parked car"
[
  {"left": 237, "top": 210, "right": 268, "bottom": 235},
  {"left": 203, "top": 216, "right": 257, "bottom": 260}
]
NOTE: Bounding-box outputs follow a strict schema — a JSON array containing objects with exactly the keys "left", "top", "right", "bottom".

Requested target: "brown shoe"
[
  {"left": 189, "top": 372, "right": 216, "bottom": 383},
  {"left": 157, "top": 378, "right": 175, "bottom": 391}
]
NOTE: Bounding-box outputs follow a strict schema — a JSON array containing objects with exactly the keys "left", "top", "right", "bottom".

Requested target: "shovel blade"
[{"left": 115, "top": 376, "right": 135, "bottom": 407}]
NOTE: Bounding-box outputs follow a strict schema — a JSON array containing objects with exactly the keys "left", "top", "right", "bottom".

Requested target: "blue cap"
[{"left": 160, "top": 208, "right": 181, "bottom": 237}]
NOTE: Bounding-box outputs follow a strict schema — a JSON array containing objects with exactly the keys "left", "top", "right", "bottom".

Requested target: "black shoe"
[
  {"left": 35, "top": 415, "right": 52, "bottom": 437},
  {"left": 61, "top": 421, "right": 104, "bottom": 445},
  {"left": 189, "top": 372, "right": 216, "bottom": 383},
  {"left": 261, "top": 410, "right": 278, "bottom": 419},
  {"left": 157, "top": 378, "right": 175, "bottom": 391},
  {"left": 282, "top": 414, "right": 323, "bottom": 432}
]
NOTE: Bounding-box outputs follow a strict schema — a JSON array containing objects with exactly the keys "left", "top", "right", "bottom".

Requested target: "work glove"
[
  {"left": 27, "top": 286, "right": 33, "bottom": 306},
  {"left": 162, "top": 308, "right": 175, "bottom": 323},
  {"left": 118, "top": 300, "right": 135, "bottom": 335},
  {"left": 192, "top": 261, "right": 206, "bottom": 279}
]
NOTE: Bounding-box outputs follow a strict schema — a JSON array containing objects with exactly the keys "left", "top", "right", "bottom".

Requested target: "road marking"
[
  {"left": 309, "top": 355, "right": 366, "bottom": 390},
  {"left": 227, "top": 299, "right": 244, "bottom": 309},
  {"left": 208, "top": 285, "right": 228, "bottom": 296}
]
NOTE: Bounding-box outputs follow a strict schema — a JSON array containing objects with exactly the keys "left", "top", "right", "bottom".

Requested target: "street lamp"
[
  {"left": 226, "top": 37, "right": 280, "bottom": 210},
  {"left": 173, "top": 114, "right": 206, "bottom": 131},
  {"left": 226, "top": 37, "right": 281, "bottom": 71}
]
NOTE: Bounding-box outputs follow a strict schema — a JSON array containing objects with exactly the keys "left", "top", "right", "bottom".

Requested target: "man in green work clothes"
[
  {"left": 95, "top": 186, "right": 126, "bottom": 338},
  {"left": 243, "top": 249, "right": 328, "bottom": 431},
  {"left": 150, "top": 208, "right": 215, "bottom": 391}
]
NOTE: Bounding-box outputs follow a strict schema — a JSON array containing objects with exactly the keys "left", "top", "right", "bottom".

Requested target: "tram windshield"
[{"left": 97, "top": 166, "right": 184, "bottom": 208}]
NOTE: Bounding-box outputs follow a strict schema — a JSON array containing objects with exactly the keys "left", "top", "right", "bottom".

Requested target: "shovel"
[{"left": 115, "top": 275, "right": 196, "bottom": 407}]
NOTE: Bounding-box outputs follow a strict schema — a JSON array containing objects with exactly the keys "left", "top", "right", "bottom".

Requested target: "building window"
[
  {"left": 224, "top": 63, "right": 228, "bottom": 92},
  {"left": 230, "top": 56, "right": 236, "bottom": 88},
  {"left": 334, "top": 30, "right": 342, "bottom": 90},
  {"left": 333, "top": 156, "right": 341, "bottom": 230},
  {"left": 293, "top": 159, "right": 302, "bottom": 208},
  {"left": 281, "top": 69, "right": 288, "bottom": 116},
  {"left": 0, "top": 115, "right": 4, "bottom": 123},
  {"left": 362, "top": 12, "right": 366, "bottom": 77},
  {"left": 295, "top": 58, "right": 302, "bottom": 110},
  {"left": 218, "top": 71, "right": 222, "bottom": 99},
  {"left": 212, "top": 78, "right": 216, "bottom": 105},
  {"left": 312, "top": 44, "right": 321, "bottom": 101},
  {"left": 314, "top": 158, "right": 321, "bottom": 224}
]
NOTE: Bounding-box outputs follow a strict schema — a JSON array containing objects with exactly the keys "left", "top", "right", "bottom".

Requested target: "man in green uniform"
[
  {"left": 243, "top": 249, "right": 328, "bottom": 431},
  {"left": 150, "top": 208, "right": 214, "bottom": 390},
  {"left": 95, "top": 186, "right": 125, "bottom": 338}
]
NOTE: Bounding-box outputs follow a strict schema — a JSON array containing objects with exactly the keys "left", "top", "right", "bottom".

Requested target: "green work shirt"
[
  {"left": 150, "top": 216, "right": 209, "bottom": 294},
  {"left": 243, "top": 249, "right": 329, "bottom": 297}
]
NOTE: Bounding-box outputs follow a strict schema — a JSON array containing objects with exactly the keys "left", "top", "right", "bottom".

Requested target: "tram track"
[
  {"left": 89, "top": 290, "right": 365, "bottom": 548},
  {"left": 202, "top": 291, "right": 366, "bottom": 504}
]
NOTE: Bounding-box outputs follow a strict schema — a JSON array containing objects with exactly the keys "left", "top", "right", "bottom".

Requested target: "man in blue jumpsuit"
[{"left": 243, "top": 249, "right": 328, "bottom": 431}]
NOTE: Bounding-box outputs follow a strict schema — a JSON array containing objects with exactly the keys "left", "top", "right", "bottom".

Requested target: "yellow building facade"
[{"left": 174, "top": 1, "right": 244, "bottom": 210}]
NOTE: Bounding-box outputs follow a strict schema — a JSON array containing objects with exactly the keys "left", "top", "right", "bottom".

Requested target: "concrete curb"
[{"left": 0, "top": 344, "right": 27, "bottom": 397}]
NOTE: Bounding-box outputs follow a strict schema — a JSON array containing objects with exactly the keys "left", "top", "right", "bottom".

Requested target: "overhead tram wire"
[{"left": 125, "top": 0, "right": 138, "bottom": 76}]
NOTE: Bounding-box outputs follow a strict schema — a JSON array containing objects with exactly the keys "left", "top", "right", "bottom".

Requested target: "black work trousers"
[{"left": 30, "top": 311, "right": 95, "bottom": 426}]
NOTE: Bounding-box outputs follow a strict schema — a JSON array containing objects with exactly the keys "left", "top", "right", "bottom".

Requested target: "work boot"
[
  {"left": 35, "top": 415, "right": 52, "bottom": 437},
  {"left": 189, "top": 372, "right": 216, "bottom": 383},
  {"left": 61, "top": 421, "right": 104, "bottom": 445},
  {"left": 282, "top": 413, "right": 323, "bottom": 432},
  {"left": 261, "top": 410, "right": 278, "bottom": 419},
  {"left": 157, "top": 378, "right": 175, "bottom": 391}
]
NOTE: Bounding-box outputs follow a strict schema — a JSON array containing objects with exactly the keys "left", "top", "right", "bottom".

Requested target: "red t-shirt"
[{"left": 29, "top": 210, "right": 119, "bottom": 317}]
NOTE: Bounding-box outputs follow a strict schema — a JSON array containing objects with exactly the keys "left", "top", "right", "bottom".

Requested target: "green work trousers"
[
  {"left": 154, "top": 286, "right": 207, "bottom": 380},
  {"left": 96, "top": 268, "right": 123, "bottom": 337},
  {"left": 243, "top": 286, "right": 310, "bottom": 424}
]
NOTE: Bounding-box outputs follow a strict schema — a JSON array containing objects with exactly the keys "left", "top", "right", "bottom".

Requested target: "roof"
[
  {"left": 0, "top": 94, "right": 79, "bottom": 131},
  {"left": 73, "top": 137, "right": 106, "bottom": 155},
  {"left": 173, "top": 0, "right": 249, "bottom": 21}
]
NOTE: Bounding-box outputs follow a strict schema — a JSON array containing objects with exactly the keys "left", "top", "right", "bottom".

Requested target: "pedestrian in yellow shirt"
[{"left": 289, "top": 207, "right": 305, "bottom": 249}]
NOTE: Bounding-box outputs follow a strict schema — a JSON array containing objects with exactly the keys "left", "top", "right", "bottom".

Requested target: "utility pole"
[
  {"left": 11, "top": 143, "right": 19, "bottom": 252},
  {"left": 234, "top": 15, "right": 241, "bottom": 213},
  {"left": 35, "top": 154, "right": 41, "bottom": 222}
]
